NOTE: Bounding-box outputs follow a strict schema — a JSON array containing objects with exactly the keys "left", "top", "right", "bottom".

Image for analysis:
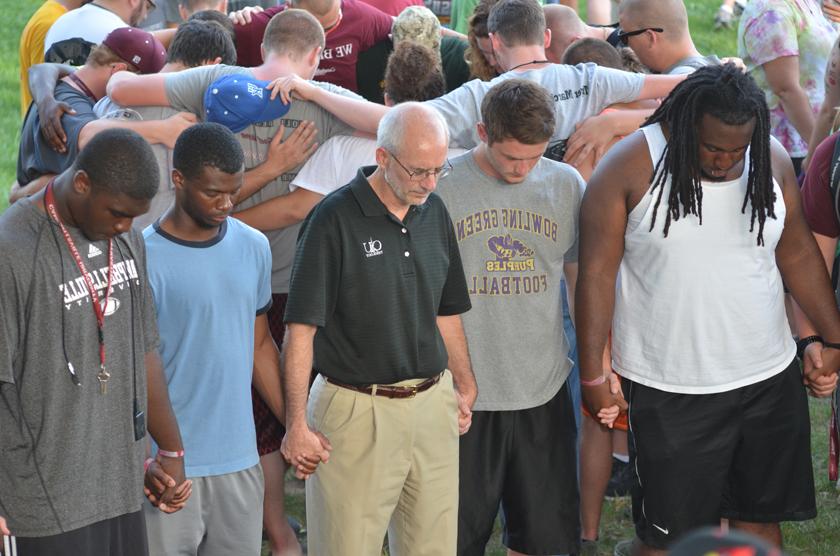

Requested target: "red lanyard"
[
  {"left": 45, "top": 182, "right": 114, "bottom": 393},
  {"left": 67, "top": 73, "right": 97, "bottom": 103}
]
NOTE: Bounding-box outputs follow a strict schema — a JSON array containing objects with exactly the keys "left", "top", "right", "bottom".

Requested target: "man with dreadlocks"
[{"left": 576, "top": 63, "right": 840, "bottom": 555}]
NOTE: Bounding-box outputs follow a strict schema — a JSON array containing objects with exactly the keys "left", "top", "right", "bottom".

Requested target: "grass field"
[{"left": 5, "top": 2, "right": 840, "bottom": 555}]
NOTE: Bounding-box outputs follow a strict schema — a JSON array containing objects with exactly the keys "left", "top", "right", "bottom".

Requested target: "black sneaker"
[{"left": 605, "top": 457, "right": 634, "bottom": 498}]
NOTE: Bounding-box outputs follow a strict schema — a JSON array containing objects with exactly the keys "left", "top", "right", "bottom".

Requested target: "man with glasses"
[
  {"left": 617, "top": 0, "right": 720, "bottom": 74},
  {"left": 281, "top": 102, "right": 477, "bottom": 556},
  {"left": 436, "top": 79, "right": 586, "bottom": 556}
]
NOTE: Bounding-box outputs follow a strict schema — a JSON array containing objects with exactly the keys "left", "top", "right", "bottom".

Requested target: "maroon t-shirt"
[
  {"left": 359, "top": 0, "right": 423, "bottom": 17},
  {"left": 801, "top": 132, "right": 840, "bottom": 238},
  {"left": 233, "top": 0, "right": 393, "bottom": 92}
]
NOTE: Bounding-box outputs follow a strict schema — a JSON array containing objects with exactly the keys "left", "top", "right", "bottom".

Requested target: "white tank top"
[{"left": 611, "top": 123, "right": 796, "bottom": 394}]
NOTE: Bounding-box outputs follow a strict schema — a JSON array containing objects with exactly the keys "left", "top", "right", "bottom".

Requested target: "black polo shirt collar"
[{"left": 350, "top": 166, "right": 429, "bottom": 221}]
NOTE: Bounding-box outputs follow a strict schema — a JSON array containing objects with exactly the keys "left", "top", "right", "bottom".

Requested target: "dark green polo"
[{"left": 284, "top": 166, "right": 471, "bottom": 385}]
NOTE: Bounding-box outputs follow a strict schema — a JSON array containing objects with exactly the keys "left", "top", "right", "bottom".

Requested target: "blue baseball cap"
[{"left": 204, "top": 74, "right": 291, "bottom": 133}]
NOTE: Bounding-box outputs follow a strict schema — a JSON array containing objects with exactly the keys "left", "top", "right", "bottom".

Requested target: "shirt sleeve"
[
  {"left": 290, "top": 137, "right": 342, "bottom": 194},
  {"left": 589, "top": 64, "right": 646, "bottom": 109},
  {"left": 256, "top": 235, "right": 273, "bottom": 315},
  {"left": 425, "top": 81, "right": 483, "bottom": 149},
  {"left": 741, "top": 4, "right": 799, "bottom": 66},
  {"left": 133, "top": 236, "right": 161, "bottom": 354},
  {"left": 801, "top": 132, "right": 840, "bottom": 238},
  {"left": 438, "top": 204, "right": 472, "bottom": 316},
  {"left": 284, "top": 205, "right": 342, "bottom": 326},
  {"left": 563, "top": 169, "right": 586, "bottom": 263},
  {"left": 164, "top": 65, "right": 226, "bottom": 116}
]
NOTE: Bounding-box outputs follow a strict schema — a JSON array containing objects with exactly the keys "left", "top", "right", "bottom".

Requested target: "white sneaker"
[{"left": 714, "top": 4, "right": 734, "bottom": 29}]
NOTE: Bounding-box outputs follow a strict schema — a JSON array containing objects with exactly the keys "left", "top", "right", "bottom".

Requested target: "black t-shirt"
[
  {"left": 17, "top": 81, "right": 97, "bottom": 185},
  {"left": 284, "top": 167, "right": 471, "bottom": 385}
]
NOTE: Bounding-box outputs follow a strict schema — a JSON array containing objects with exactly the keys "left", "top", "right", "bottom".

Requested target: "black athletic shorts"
[
  {"left": 624, "top": 358, "right": 816, "bottom": 550},
  {"left": 457, "top": 383, "right": 580, "bottom": 556},
  {"left": 14, "top": 511, "right": 148, "bottom": 556}
]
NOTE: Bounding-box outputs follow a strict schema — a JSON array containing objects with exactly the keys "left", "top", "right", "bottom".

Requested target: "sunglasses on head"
[{"left": 617, "top": 27, "right": 664, "bottom": 46}]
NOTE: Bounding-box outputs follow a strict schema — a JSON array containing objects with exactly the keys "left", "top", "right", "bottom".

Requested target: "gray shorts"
[{"left": 143, "top": 464, "right": 264, "bottom": 556}]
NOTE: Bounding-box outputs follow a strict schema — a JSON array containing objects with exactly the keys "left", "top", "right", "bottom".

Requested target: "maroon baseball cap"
[{"left": 102, "top": 27, "right": 166, "bottom": 75}]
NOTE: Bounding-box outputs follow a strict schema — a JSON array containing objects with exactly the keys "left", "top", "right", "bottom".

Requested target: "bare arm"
[
  {"left": 436, "top": 314, "right": 476, "bottom": 434},
  {"left": 268, "top": 74, "right": 388, "bottom": 135},
  {"left": 252, "top": 313, "right": 284, "bottom": 423},
  {"left": 234, "top": 188, "right": 324, "bottom": 231},
  {"left": 145, "top": 351, "right": 186, "bottom": 499},
  {"left": 763, "top": 55, "right": 816, "bottom": 151},
  {"left": 77, "top": 111, "right": 197, "bottom": 150},
  {"left": 563, "top": 108, "right": 654, "bottom": 172},
  {"left": 107, "top": 71, "right": 170, "bottom": 108},
  {"left": 636, "top": 74, "right": 687, "bottom": 102},
  {"left": 279, "top": 322, "right": 331, "bottom": 478},
  {"left": 29, "top": 63, "right": 77, "bottom": 152},
  {"left": 9, "top": 175, "right": 54, "bottom": 204},
  {"left": 564, "top": 261, "right": 578, "bottom": 324},
  {"left": 792, "top": 232, "right": 838, "bottom": 339},
  {"left": 807, "top": 38, "right": 840, "bottom": 166}
]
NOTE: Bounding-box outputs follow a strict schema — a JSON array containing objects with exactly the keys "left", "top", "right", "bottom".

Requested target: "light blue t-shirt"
[{"left": 144, "top": 218, "right": 272, "bottom": 477}]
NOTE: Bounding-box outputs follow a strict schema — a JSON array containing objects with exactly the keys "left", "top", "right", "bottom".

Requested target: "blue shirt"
[{"left": 144, "top": 218, "right": 272, "bottom": 477}]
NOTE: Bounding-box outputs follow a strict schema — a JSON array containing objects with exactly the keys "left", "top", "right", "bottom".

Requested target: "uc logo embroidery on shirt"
[{"left": 362, "top": 239, "right": 383, "bottom": 258}]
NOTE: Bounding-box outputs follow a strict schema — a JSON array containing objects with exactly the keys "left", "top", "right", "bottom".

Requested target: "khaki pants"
[{"left": 305, "top": 370, "right": 460, "bottom": 556}]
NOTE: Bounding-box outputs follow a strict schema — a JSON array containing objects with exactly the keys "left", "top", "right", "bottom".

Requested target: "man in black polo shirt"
[{"left": 282, "top": 102, "right": 476, "bottom": 556}]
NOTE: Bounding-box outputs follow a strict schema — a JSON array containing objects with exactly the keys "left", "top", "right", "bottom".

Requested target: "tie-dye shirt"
[{"left": 738, "top": 0, "right": 837, "bottom": 157}]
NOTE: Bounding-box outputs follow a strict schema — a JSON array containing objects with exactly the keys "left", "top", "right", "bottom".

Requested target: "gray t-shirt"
[
  {"left": 95, "top": 98, "right": 177, "bottom": 230},
  {"left": 436, "top": 152, "right": 585, "bottom": 411},
  {"left": 426, "top": 63, "right": 645, "bottom": 156},
  {"left": 0, "top": 199, "right": 159, "bottom": 536},
  {"left": 164, "top": 64, "right": 356, "bottom": 292},
  {"left": 665, "top": 54, "right": 722, "bottom": 75}
]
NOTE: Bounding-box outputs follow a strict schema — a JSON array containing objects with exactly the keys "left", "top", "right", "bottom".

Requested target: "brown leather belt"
[{"left": 324, "top": 373, "right": 442, "bottom": 399}]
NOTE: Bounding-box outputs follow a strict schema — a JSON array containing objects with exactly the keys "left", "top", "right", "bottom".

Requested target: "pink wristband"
[
  {"left": 157, "top": 449, "right": 185, "bottom": 458},
  {"left": 580, "top": 374, "right": 607, "bottom": 387},
  {"left": 144, "top": 457, "right": 154, "bottom": 472}
]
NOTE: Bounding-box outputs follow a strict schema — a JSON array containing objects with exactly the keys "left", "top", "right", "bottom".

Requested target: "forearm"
[
  {"left": 9, "top": 174, "right": 54, "bottom": 204},
  {"left": 436, "top": 314, "right": 476, "bottom": 396},
  {"left": 575, "top": 274, "right": 616, "bottom": 380},
  {"left": 253, "top": 334, "right": 284, "bottom": 424},
  {"left": 234, "top": 192, "right": 318, "bottom": 231},
  {"left": 776, "top": 87, "right": 816, "bottom": 148},
  {"left": 28, "top": 63, "right": 73, "bottom": 104},
  {"left": 808, "top": 103, "right": 836, "bottom": 162},
  {"left": 602, "top": 109, "right": 654, "bottom": 136},
  {"left": 779, "top": 239, "right": 840, "bottom": 342},
  {"left": 282, "top": 323, "right": 317, "bottom": 428},
  {"left": 145, "top": 352, "right": 184, "bottom": 452},
  {"left": 636, "top": 74, "right": 686, "bottom": 101},
  {"left": 79, "top": 119, "right": 168, "bottom": 150},
  {"left": 239, "top": 163, "right": 285, "bottom": 203},
  {"left": 564, "top": 262, "right": 578, "bottom": 324},
  {"left": 308, "top": 86, "right": 387, "bottom": 134},
  {"left": 791, "top": 232, "right": 838, "bottom": 338}
]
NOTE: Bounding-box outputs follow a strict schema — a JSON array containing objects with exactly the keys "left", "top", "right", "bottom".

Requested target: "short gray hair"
[{"left": 376, "top": 102, "right": 449, "bottom": 155}]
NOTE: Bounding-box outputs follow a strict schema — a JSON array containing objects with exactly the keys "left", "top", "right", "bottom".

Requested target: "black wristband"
[{"left": 797, "top": 335, "right": 823, "bottom": 358}]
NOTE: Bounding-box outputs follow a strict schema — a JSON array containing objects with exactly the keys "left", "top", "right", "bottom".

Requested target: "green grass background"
[{"left": 5, "top": 2, "right": 840, "bottom": 555}]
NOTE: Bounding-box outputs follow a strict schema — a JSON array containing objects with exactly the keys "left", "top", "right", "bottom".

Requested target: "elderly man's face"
[{"left": 380, "top": 139, "right": 449, "bottom": 207}]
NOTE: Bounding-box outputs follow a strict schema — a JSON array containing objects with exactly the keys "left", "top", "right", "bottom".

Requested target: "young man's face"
[
  {"left": 77, "top": 189, "right": 150, "bottom": 241},
  {"left": 477, "top": 124, "right": 547, "bottom": 184},
  {"left": 174, "top": 165, "right": 243, "bottom": 229},
  {"left": 696, "top": 113, "right": 755, "bottom": 182}
]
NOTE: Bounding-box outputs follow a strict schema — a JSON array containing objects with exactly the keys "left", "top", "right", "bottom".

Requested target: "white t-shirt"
[
  {"left": 292, "top": 135, "right": 466, "bottom": 196},
  {"left": 425, "top": 62, "right": 645, "bottom": 153},
  {"left": 45, "top": 3, "right": 127, "bottom": 54}
]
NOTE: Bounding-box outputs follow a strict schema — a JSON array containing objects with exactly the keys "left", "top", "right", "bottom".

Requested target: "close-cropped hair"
[
  {"left": 384, "top": 42, "right": 446, "bottom": 103},
  {"left": 188, "top": 9, "right": 237, "bottom": 46},
  {"left": 167, "top": 20, "right": 237, "bottom": 66},
  {"left": 562, "top": 38, "right": 623, "bottom": 70},
  {"left": 77, "top": 129, "right": 159, "bottom": 200},
  {"left": 480, "top": 79, "right": 555, "bottom": 145},
  {"left": 173, "top": 122, "right": 245, "bottom": 180},
  {"left": 487, "top": 0, "right": 545, "bottom": 47},
  {"left": 262, "top": 9, "right": 326, "bottom": 59}
]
